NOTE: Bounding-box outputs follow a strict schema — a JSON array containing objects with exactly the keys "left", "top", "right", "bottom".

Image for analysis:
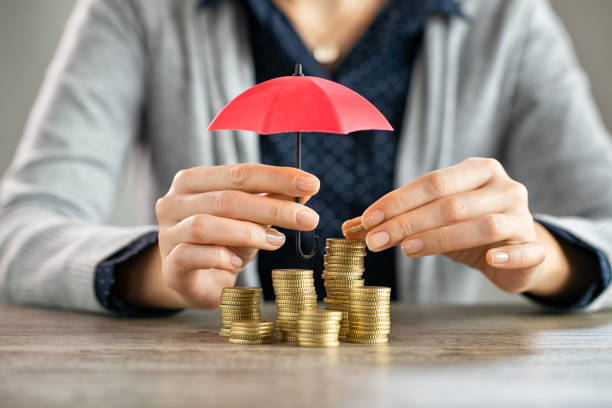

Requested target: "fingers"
[
  {"left": 170, "top": 163, "right": 320, "bottom": 197},
  {"left": 163, "top": 244, "right": 244, "bottom": 309},
  {"left": 486, "top": 242, "right": 546, "bottom": 270},
  {"left": 166, "top": 214, "right": 286, "bottom": 256},
  {"left": 165, "top": 243, "right": 243, "bottom": 280},
  {"left": 158, "top": 190, "right": 319, "bottom": 230},
  {"left": 167, "top": 267, "right": 238, "bottom": 309},
  {"left": 361, "top": 158, "right": 504, "bottom": 230},
  {"left": 365, "top": 183, "right": 514, "bottom": 252},
  {"left": 399, "top": 214, "right": 517, "bottom": 257}
]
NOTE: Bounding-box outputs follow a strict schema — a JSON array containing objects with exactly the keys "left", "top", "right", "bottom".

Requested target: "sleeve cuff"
[
  {"left": 94, "top": 231, "right": 183, "bottom": 317},
  {"left": 524, "top": 219, "right": 612, "bottom": 310}
]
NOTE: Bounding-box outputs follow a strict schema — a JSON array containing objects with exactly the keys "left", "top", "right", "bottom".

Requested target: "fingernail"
[
  {"left": 402, "top": 238, "right": 424, "bottom": 254},
  {"left": 362, "top": 210, "right": 385, "bottom": 228},
  {"left": 265, "top": 228, "right": 286, "bottom": 246},
  {"left": 231, "top": 255, "right": 243, "bottom": 267},
  {"left": 366, "top": 231, "right": 390, "bottom": 251},
  {"left": 295, "top": 176, "right": 318, "bottom": 192},
  {"left": 491, "top": 251, "right": 509, "bottom": 265},
  {"left": 296, "top": 209, "right": 319, "bottom": 227}
]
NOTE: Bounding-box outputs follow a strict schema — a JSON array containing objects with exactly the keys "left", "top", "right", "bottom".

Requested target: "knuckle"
[
  {"left": 172, "top": 169, "right": 190, "bottom": 189},
  {"left": 486, "top": 158, "right": 504, "bottom": 174},
  {"left": 509, "top": 181, "right": 529, "bottom": 203},
  {"left": 442, "top": 196, "right": 466, "bottom": 222},
  {"left": 482, "top": 214, "right": 506, "bottom": 241},
  {"left": 269, "top": 203, "right": 283, "bottom": 222},
  {"left": 170, "top": 243, "right": 191, "bottom": 270},
  {"left": 214, "top": 246, "right": 229, "bottom": 268},
  {"left": 244, "top": 223, "right": 256, "bottom": 244},
  {"left": 430, "top": 231, "right": 450, "bottom": 252},
  {"left": 190, "top": 214, "right": 211, "bottom": 240},
  {"left": 155, "top": 195, "right": 171, "bottom": 217},
  {"left": 211, "top": 191, "right": 229, "bottom": 214},
  {"left": 427, "top": 171, "right": 453, "bottom": 197},
  {"left": 229, "top": 164, "right": 251, "bottom": 187},
  {"left": 396, "top": 216, "right": 415, "bottom": 237}
]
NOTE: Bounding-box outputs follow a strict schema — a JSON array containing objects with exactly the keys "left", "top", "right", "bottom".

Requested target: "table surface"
[{"left": 1, "top": 303, "right": 611, "bottom": 408}]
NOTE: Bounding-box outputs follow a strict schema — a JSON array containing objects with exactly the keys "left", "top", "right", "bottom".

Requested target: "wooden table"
[{"left": 1, "top": 303, "right": 611, "bottom": 408}]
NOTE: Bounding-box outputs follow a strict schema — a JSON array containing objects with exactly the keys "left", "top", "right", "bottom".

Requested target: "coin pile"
[
  {"left": 322, "top": 238, "right": 366, "bottom": 338},
  {"left": 228, "top": 320, "right": 274, "bottom": 345},
  {"left": 219, "top": 287, "right": 262, "bottom": 337},
  {"left": 272, "top": 269, "right": 317, "bottom": 342},
  {"left": 297, "top": 309, "right": 342, "bottom": 347},
  {"left": 346, "top": 286, "right": 391, "bottom": 344}
]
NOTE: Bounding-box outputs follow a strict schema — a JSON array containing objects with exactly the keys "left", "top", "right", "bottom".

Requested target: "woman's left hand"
[{"left": 343, "top": 157, "right": 593, "bottom": 298}]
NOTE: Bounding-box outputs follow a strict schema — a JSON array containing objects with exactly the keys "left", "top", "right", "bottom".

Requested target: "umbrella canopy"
[
  {"left": 208, "top": 64, "right": 393, "bottom": 260},
  {"left": 208, "top": 73, "right": 392, "bottom": 134}
]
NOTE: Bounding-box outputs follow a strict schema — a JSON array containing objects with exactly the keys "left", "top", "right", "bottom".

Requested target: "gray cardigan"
[{"left": 1, "top": 0, "right": 612, "bottom": 313}]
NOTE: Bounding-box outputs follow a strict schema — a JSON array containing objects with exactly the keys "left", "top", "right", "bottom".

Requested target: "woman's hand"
[
  {"left": 114, "top": 163, "right": 320, "bottom": 310},
  {"left": 343, "top": 157, "right": 596, "bottom": 300}
]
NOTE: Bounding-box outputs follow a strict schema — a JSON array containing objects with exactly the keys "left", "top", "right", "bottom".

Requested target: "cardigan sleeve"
[
  {"left": 503, "top": 0, "right": 612, "bottom": 311},
  {"left": 0, "top": 0, "right": 158, "bottom": 313}
]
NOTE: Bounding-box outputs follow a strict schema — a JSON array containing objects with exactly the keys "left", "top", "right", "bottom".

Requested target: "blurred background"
[{"left": 1, "top": 0, "right": 611, "bottom": 224}]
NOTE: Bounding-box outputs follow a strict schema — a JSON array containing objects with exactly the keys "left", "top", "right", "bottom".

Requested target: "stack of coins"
[
  {"left": 297, "top": 309, "right": 342, "bottom": 347},
  {"left": 272, "top": 269, "right": 317, "bottom": 342},
  {"left": 228, "top": 320, "right": 274, "bottom": 345},
  {"left": 346, "top": 286, "right": 391, "bottom": 344},
  {"left": 322, "top": 238, "right": 366, "bottom": 338},
  {"left": 219, "top": 287, "right": 262, "bottom": 337}
]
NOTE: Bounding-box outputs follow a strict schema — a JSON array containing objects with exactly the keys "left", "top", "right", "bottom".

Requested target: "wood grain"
[{"left": 1, "top": 303, "right": 611, "bottom": 408}]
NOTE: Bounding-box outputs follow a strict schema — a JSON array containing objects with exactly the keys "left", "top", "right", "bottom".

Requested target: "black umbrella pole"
[{"left": 295, "top": 131, "right": 319, "bottom": 260}]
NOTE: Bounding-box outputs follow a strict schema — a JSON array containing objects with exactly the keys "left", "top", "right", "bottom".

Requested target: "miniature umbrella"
[{"left": 208, "top": 64, "right": 393, "bottom": 260}]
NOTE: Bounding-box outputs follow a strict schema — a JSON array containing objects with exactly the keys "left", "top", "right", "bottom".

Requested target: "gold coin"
[
  {"left": 220, "top": 311, "right": 261, "bottom": 316},
  {"left": 297, "top": 323, "right": 341, "bottom": 330},
  {"left": 343, "top": 224, "right": 365, "bottom": 235},
  {"left": 298, "top": 309, "right": 342, "bottom": 318},
  {"left": 348, "top": 328, "right": 391, "bottom": 335},
  {"left": 228, "top": 338, "right": 272, "bottom": 345},
  {"left": 348, "top": 305, "right": 390, "bottom": 311},
  {"left": 350, "top": 286, "right": 391, "bottom": 293},
  {"left": 220, "top": 291, "right": 261, "bottom": 297},
  {"left": 325, "top": 279, "right": 365, "bottom": 286},
  {"left": 222, "top": 286, "right": 262, "bottom": 294},
  {"left": 297, "top": 324, "right": 340, "bottom": 335},
  {"left": 273, "top": 288, "right": 317, "bottom": 294},
  {"left": 350, "top": 321, "right": 391, "bottom": 328},
  {"left": 324, "top": 256, "right": 364, "bottom": 262},
  {"left": 345, "top": 337, "right": 389, "bottom": 344},
  {"left": 271, "top": 269, "right": 313, "bottom": 277},
  {"left": 324, "top": 255, "right": 364, "bottom": 263},
  {"left": 230, "top": 320, "right": 273, "bottom": 327},
  {"left": 326, "top": 238, "right": 366, "bottom": 246},
  {"left": 272, "top": 282, "right": 315, "bottom": 288}
]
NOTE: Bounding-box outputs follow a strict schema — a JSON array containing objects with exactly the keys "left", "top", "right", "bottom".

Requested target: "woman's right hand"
[{"left": 114, "top": 163, "right": 320, "bottom": 310}]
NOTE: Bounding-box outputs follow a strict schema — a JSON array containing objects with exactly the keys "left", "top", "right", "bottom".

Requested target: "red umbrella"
[{"left": 208, "top": 64, "right": 393, "bottom": 260}]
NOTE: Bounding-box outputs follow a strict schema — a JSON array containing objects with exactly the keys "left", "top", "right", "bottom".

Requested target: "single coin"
[
  {"left": 222, "top": 286, "right": 262, "bottom": 294},
  {"left": 326, "top": 238, "right": 367, "bottom": 246},
  {"left": 343, "top": 224, "right": 365, "bottom": 235},
  {"left": 350, "top": 286, "right": 391, "bottom": 293},
  {"left": 228, "top": 338, "right": 272, "bottom": 345},
  {"left": 345, "top": 337, "right": 389, "bottom": 344}
]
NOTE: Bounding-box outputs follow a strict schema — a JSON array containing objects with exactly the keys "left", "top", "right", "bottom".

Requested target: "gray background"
[{"left": 1, "top": 0, "right": 611, "bottom": 221}]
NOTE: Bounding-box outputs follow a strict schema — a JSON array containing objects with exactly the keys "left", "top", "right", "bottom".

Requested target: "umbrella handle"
[
  {"left": 295, "top": 128, "right": 318, "bottom": 260},
  {"left": 295, "top": 199, "right": 319, "bottom": 260}
]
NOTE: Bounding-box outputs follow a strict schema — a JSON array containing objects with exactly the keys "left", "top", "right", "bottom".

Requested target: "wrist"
[
  {"left": 526, "top": 222, "right": 599, "bottom": 302},
  {"left": 113, "top": 243, "right": 185, "bottom": 310}
]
